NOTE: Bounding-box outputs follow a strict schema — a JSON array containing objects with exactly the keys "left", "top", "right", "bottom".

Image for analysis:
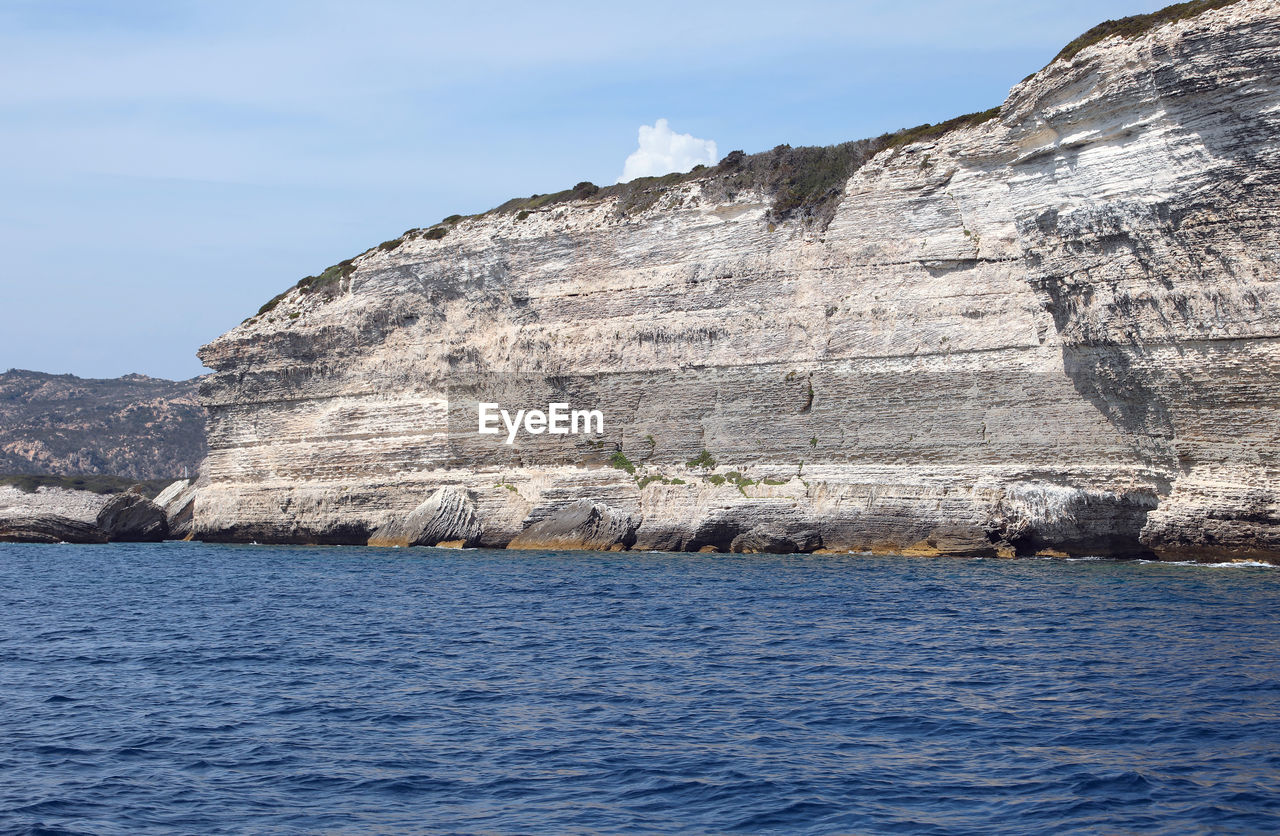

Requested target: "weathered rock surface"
[
  {"left": 96, "top": 492, "right": 168, "bottom": 542},
  {"left": 507, "top": 499, "right": 640, "bottom": 551},
  {"left": 0, "top": 513, "right": 107, "bottom": 544},
  {"left": 154, "top": 479, "right": 198, "bottom": 540},
  {"left": 0, "top": 484, "right": 110, "bottom": 543},
  {"left": 196, "top": 1, "right": 1280, "bottom": 563},
  {"left": 367, "top": 487, "right": 482, "bottom": 547}
]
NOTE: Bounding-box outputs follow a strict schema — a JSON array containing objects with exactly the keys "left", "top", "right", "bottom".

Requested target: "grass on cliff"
[
  {"left": 0, "top": 473, "right": 173, "bottom": 498},
  {"left": 480, "top": 126, "right": 1001, "bottom": 229},
  {"left": 1052, "top": 0, "right": 1244, "bottom": 64}
]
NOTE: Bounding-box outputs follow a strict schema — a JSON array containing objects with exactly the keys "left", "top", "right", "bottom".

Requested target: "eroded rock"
[
  {"left": 367, "top": 487, "right": 482, "bottom": 548},
  {"left": 154, "top": 479, "right": 198, "bottom": 540},
  {"left": 508, "top": 500, "right": 640, "bottom": 551},
  {"left": 96, "top": 491, "right": 168, "bottom": 542},
  {"left": 0, "top": 513, "right": 106, "bottom": 544}
]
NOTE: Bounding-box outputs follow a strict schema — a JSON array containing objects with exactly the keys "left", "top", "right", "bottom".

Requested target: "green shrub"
[
  {"left": 443, "top": 214, "right": 463, "bottom": 224},
  {"left": 378, "top": 237, "right": 403, "bottom": 252},
  {"left": 881, "top": 107, "right": 1002, "bottom": 151},
  {"left": 257, "top": 292, "right": 287, "bottom": 316},
  {"left": 293, "top": 258, "right": 357, "bottom": 298},
  {"left": 0, "top": 473, "right": 172, "bottom": 498},
  {"left": 637, "top": 472, "right": 688, "bottom": 489},
  {"left": 423, "top": 227, "right": 447, "bottom": 240},
  {"left": 608, "top": 451, "right": 635, "bottom": 475},
  {"left": 686, "top": 450, "right": 717, "bottom": 469}
]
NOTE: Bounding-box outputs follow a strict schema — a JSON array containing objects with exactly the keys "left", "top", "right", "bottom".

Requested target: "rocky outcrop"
[
  {"left": 0, "top": 483, "right": 175, "bottom": 543},
  {"left": 196, "top": 1, "right": 1280, "bottom": 563},
  {"left": 508, "top": 500, "right": 640, "bottom": 551},
  {"left": 0, "top": 514, "right": 106, "bottom": 544},
  {"left": 0, "top": 484, "right": 110, "bottom": 543},
  {"left": 367, "top": 487, "right": 482, "bottom": 547},
  {"left": 154, "top": 479, "right": 198, "bottom": 540},
  {"left": 96, "top": 492, "right": 168, "bottom": 542}
]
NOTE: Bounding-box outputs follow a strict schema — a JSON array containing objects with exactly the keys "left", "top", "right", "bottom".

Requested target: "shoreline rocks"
[{"left": 0, "top": 482, "right": 175, "bottom": 544}]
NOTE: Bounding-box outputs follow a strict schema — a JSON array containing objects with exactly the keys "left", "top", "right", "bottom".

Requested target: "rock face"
[
  {"left": 0, "top": 484, "right": 175, "bottom": 543},
  {"left": 0, "top": 514, "right": 107, "bottom": 544},
  {"left": 96, "top": 492, "right": 168, "bottom": 542},
  {"left": 508, "top": 500, "right": 640, "bottom": 551},
  {"left": 197, "top": 1, "right": 1280, "bottom": 563},
  {"left": 0, "top": 485, "right": 110, "bottom": 543},
  {"left": 154, "top": 479, "right": 198, "bottom": 540},
  {"left": 368, "top": 487, "right": 482, "bottom": 548}
]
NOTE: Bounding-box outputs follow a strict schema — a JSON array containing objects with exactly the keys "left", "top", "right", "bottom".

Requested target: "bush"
[
  {"left": 0, "top": 473, "right": 172, "bottom": 498},
  {"left": 1052, "top": 0, "right": 1241, "bottom": 64},
  {"left": 257, "top": 292, "right": 287, "bottom": 316},
  {"left": 608, "top": 451, "right": 636, "bottom": 475},
  {"left": 636, "top": 473, "right": 663, "bottom": 489},
  {"left": 881, "top": 108, "right": 1002, "bottom": 151},
  {"left": 719, "top": 150, "right": 745, "bottom": 168},
  {"left": 423, "top": 227, "right": 447, "bottom": 241},
  {"left": 686, "top": 450, "right": 717, "bottom": 469},
  {"left": 295, "top": 258, "right": 356, "bottom": 296}
]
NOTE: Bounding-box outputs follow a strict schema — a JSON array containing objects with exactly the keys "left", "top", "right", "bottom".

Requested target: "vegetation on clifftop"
[
  {"left": 0, "top": 473, "right": 173, "bottom": 498},
  {"left": 255, "top": 0, "right": 1236, "bottom": 314},
  {"left": 1052, "top": 0, "right": 1244, "bottom": 64}
]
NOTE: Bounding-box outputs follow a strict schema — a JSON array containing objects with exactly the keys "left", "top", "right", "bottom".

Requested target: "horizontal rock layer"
[
  {"left": 197, "top": 1, "right": 1280, "bottom": 563},
  {"left": 0, "top": 484, "right": 172, "bottom": 544}
]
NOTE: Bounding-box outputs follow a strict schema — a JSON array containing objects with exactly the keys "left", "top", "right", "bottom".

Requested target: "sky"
[{"left": 0, "top": 0, "right": 1172, "bottom": 380}]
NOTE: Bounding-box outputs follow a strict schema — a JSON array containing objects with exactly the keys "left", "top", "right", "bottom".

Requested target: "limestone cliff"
[{"left": 197, "top": 0, "right": 1280, "bottom": 563}]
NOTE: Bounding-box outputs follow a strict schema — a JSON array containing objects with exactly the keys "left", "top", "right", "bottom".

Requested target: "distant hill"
[{"left": 0, "top": 370, "right": 206, "bottom": 481}]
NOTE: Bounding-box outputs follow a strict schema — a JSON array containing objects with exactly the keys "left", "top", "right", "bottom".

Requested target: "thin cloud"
[{"left": 618, "top": 119, "right": 717, "bottom": 183}]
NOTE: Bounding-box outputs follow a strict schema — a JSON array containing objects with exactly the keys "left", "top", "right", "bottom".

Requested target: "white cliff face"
[{"left": 198, "top": 0, "right": 1280, "bottom": 562}]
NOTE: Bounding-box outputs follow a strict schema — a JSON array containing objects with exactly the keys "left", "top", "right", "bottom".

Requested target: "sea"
[{"left": 2, "top": 542, "right": 1278, "bottom": 834}]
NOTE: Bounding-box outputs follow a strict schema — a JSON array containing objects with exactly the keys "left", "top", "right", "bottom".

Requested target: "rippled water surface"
[{"left": 2, "top": 543, "right": 1279, "bottom": 834}]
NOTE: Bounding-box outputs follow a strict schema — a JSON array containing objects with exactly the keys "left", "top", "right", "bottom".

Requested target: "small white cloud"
[{"left": 618, "top": 119, "right": 718, "bottom": 183}]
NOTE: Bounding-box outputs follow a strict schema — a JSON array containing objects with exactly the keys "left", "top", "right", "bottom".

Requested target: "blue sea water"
[{"left": 1, "top": 543, "right": 1279, "bottom": 835}]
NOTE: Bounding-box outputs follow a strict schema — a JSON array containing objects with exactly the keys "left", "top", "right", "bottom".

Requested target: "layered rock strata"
[
  {"left": 0, "top": 484, "right": 173, "bottom": 544},
  {"left": 197, "top": 1, "right": 1280, "bottom": 563}
]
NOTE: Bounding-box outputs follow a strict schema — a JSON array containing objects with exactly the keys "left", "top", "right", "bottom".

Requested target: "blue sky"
[{"left": 1, "top": 0, "right": 1170, "bottom": 380}]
